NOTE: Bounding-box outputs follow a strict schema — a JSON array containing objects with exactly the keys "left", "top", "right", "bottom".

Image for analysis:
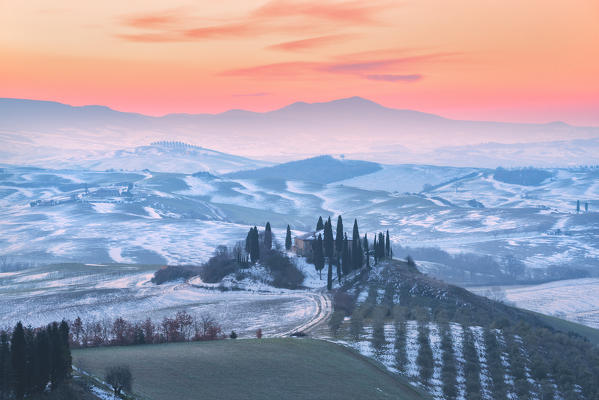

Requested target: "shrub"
[
  {"left": 151, "top": 266, "right": 195, "bottom": 285},
  {"left": 261, "top": 250, "right": 304, "bottom": 289},
  {"left": 200, "top": 254, "right": 240, "bottom": 283},
  {"left": 105, "top": 365, "right": 133, "bottom": 395}
]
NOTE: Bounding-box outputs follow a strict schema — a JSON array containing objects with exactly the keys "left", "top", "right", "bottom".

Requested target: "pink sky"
[{"left": 1, "top": 1, "right": 598, "bottom": 125}]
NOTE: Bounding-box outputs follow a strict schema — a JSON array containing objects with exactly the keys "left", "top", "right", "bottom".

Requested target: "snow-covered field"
[
  {"left": 1, "top": 163, "right": 598, "bottom": 333},
  {"left": 469, "top": 278, "right": 599, "bottom": 329},
  {"left": 0, "top": 263, "right": 326, "bottom": 336}
]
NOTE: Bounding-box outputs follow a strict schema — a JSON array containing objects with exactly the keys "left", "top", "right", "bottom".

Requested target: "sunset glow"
[{"left": 2, "top": 0, "right": 598, "bottom": 124}]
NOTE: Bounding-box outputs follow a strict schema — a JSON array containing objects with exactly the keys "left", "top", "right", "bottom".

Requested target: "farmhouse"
[
  {"left": 293, "top": 230, "right": 323, "bottom": 257},
  {"left": 293, "top": 229, "right": 354, "bottom": 257}
]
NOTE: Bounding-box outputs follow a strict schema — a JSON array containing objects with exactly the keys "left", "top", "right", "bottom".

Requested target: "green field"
[{"left": 73, "top": 338, "right": 428, "bottom": 400}]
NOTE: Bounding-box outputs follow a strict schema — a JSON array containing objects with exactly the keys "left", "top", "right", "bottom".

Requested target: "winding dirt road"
[{"left": 272, "top": 289, "right": 333, "bottom": 337}]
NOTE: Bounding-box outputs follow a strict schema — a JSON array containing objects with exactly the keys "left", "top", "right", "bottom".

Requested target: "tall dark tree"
[
  {"left": 11, "top": 322, "right": 26, "bottom": 400},
  {"left": 313, "top": 234, "right": 325, "bottom": 279},
  {"left": 385, "top": 230, "right": 391, "bottom": 259},
  {"left": 363, "top": 233, "right": 370, "bottom": 269},
  {"left": 316, "top": 216, "right": 324, "bottom": 231},
  {"left": 335, "top": 216, "right": 344, "bottom": 259},
  {"left": 327, "top": 258, "right": 333, "bottom": 290},
  {"left": 245, "top": 230, "right": 251, "bottom": 254},
  {"left": 373, "top": 235, "right": 378, "bottom": 264},
  {"left": 246, "top": 227, "right": 260, "bottom": 263},
  {"left": 285, "top": 225, "right": 292, "bottom": 251},
  {"left": 0, "top": 331, "right": 10, "bottom": 400},
  {"left": 378, "top": 232, "right": 385, "bottom": 261},
  {"left": 33, "top": 329, "right": 50, "bottom": 392},
  {"left": 577, "top": 199, "right": 581, "bottom": 213},
  {"left": 341, "top": 233, "right": 351, "bottom": 275},
  {"left": 58, "top": 321, "right": 71, "bottom": 382},
  {"left": 264, "top": 222, "right": 272, "bottom": 250},
  {"left": 351, "top": 219, "right": 363, "bottom": 270},
  {"left": 323, "top": 217, "right": 334, "bottom": 260},
  {"left": 323, "top": 217, "right": 335, "bottom": 289}
]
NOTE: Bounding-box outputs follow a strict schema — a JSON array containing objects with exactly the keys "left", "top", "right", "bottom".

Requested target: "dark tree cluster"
[
  {"left": 67, "top": 311, "right": 224, "bottom": 349},
  {"left": 309, "top": 216, "right": 386, "bottom": 289},
  {"left": 0, "top": 321, "right": 71, "bottom": 400},
  {"left": 245, "top": 226, "right": 261, "bottom": 263},
  {"left": 372, "top": 230, "right": 392, "bottom": 264}
]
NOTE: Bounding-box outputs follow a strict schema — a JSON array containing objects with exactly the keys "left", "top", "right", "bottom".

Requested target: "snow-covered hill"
[{"left": 1, "top": 164, "right": 597, "bottom": 280}]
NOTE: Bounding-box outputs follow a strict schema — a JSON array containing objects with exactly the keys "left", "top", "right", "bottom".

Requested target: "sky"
[{"left": 1, "top": 0, "right": 598, "bottom": 125}]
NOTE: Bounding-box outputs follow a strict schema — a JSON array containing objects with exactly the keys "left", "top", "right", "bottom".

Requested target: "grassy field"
[{"left": 73, "top": 338, "right": 428, "bottom": 400}]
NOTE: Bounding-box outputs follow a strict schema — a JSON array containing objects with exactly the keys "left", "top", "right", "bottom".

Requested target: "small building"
[
  {"left": 293, "top": 229, "right": 354, "bottom": 258},
  {"left": 293, "top": 230, "right": 323, "bottom": 257}
]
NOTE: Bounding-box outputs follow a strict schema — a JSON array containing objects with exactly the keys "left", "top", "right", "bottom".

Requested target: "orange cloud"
[
  {"left": 253, "top": 0, "right": 391, "bottom": 23},
  {"left": 364, "top": 74, "right": 422, "bottom": 82},
  {"left": 122, "top": 10, "right": 185, "bottom": 29},
  {"left": 222, "top": 51, "right": 455, "bottom": 82},
  {"left": 267, "top": 34, "right": 355, "bottom": 51},
  {"left": 115, "top": 1, "right": 390, "bottom": 43}
]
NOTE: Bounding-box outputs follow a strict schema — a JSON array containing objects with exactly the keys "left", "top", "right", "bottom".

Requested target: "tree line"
[
  {"left": 309, "top": 216, "right": 393, "bottom": 290},
  {"left": 0, "top": 321, "right": 71, "bottom": 400},
  {"left": 68, "top": 311, "right": 223, "bottom": 348}
]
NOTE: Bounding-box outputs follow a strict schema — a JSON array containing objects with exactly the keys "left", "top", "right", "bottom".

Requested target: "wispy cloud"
[
  {"left": 232, "top": 92, "right": 271, "bottom": 97},
  {"left": 115, "top": 1, "right": 390, "bottom": 43},
  {"left": 221, "top": 51, "right": 455, "bottom": 83},
  {"left": 252, "top": 0, "right": 391, "bottom": 24},
  {"left": 364, "top": 74, "right": 422, "bottom": 82},
  {"left": 267, "top": 34, "right": 354, "bottom": 51}
]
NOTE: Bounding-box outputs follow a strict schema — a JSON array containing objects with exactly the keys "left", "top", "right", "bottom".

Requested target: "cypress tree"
[
  {"left": 385, "top": 230, "right": 391, "bottom": 259},
  {"left": 58, "top": 321, "right": 71, "bottom": 382},
  {"left": 264, "top": 222, "right": 272, "bottom": 250},
  {"left": 323, "top": 217, "right": 334, "bottom": 260},
  {"left": 577, "top": 200, "right": 580, "bottom": 213},
  {"left": 316, "top": 216, "right": 324, "bottom": 231},
  {"left": 34, "top": 329, "right": 50, "bottom": 392},
  {"left": 245, "top": 229, "right": 251, "bottom": 254},
  {"left": 378, "top": 232, "right": 385, "bottom": 261},
  {"left": 0, "top": 331, "right": 10, "bottom": 400},
  {"left": 254, "top": 227, "right": 260, "bottom": 261},
  {"left": 342, "top": 233, "right": 351, "bottom": 275},
  {"left": 248, "top": 226, "right": 260, "bottom": 263},
  {"left": 363, "top": 233, "right": 370, "bottom": 269},
  {"left": 373, "top": 235, "right": 378, "bottom": 264},
  {"left": 11, "top": 322, "right": 26, "bottom": 400},
  {"left": 314, "top": 234, "right": 325, "bottom": 279},
  {"left": 285, "top": 225, "right": 292, "bottom": 251},
  {"left": 24, "top": 328, "right": 36, "bottom": 396},
  {"left": 351, "top": 219, "right": 362, "bottom": 270},
  {"left": 335, "top": 216, "right": 343, "bottom": 259},
  {"left": 327, "top": 259, "right": 333, "bottom": 290}
]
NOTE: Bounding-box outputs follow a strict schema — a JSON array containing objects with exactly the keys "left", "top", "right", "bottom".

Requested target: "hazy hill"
[
  {"left": 2, "top": 97, "right": 599, "bottom": 167},
  {"left": 225, "top": 155, "right": 381, "bottom": 184}
]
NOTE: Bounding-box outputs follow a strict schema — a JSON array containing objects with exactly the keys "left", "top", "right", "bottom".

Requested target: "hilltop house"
[
  {"left": 293, "top": 229, "right": 353, "bottom": 257},
  {"left": 293, "top": 230, "right": 322, "bottom": 257}
]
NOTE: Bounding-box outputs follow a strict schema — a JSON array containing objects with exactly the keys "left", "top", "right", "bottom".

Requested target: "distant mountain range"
[{"left": 1, "top": 97, "right": 598, "bottom": 168}]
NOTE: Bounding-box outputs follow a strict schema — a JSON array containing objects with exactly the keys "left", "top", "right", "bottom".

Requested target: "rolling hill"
[
  {"left": 225, "top": 155, "right": 381, "bottom": 184},
  {"left": 72, "top": 338, "right": 428, "bottom": 400}
]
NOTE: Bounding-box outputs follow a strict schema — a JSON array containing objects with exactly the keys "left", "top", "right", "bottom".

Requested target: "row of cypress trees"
[
  {"left": 309, "top": 216, "right": 393, "bottom": 290},
  {"left": 0, "top": 321, "right": 72, "bottom": 400}
]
